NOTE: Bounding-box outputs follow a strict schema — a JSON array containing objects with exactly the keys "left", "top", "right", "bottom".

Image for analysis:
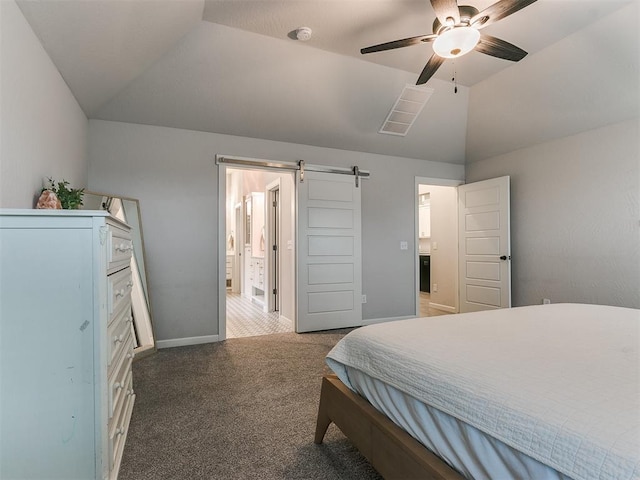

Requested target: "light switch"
[
  {"left": 432, "top": 241, "right": 438, "bottom": 250},
  {"left": 400, "top": 241, "right": 408, "bottom": 250},
  {"left": 287, "top": 240, "right": 293, "bottom": 250}
]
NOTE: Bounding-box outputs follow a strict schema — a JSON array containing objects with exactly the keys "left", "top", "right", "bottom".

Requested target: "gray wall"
[
  {"left": 425, "top": 185, "right": 459, "bottom": 312},
  {"left": 464, "top": 1, "right": 639, "bottom": 309},
  {"left": 466, "top": 119, "right": 640, "bottom": 309},
  {"left": 0, "top": 0, "right": 87, "bottom": 208},
  {"left": 88, "top": 119, "right": 464, "bottom": 343}
]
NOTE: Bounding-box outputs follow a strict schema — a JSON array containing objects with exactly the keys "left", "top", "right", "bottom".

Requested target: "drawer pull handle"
[
  {"left": 115, "top": 427, "right": 124, "bottom": 437},
  {"left": 126, "top": 389, "right": 135, "bottom": 397},
  {"left": 125, "top": 316, "right": 132, "bottom": 324},
  {"left": 126, "top": 353, "right": 133, "bottom": 360},
  {"left": 127, "top": 280, "right": 134, "bottom": 288},
  {"left": 114, "top": 382, "right": 123, "bottom": 391},
  {"left": 115, "top": 243, "right": 133, "bottom": 253},
  {"left": 114, "top": 334, "right": 124, "bottom": 344},
  {"left": 115, "top": 289, "right": 125, "bottom": 298}
]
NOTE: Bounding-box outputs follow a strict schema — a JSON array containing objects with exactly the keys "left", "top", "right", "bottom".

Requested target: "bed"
[{"left": 314, "top": 303, "right": 640, "bottom": 480}]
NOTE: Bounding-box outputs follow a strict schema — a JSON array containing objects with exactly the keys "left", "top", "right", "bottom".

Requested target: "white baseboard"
[
  {"left": 156, "top": 334, "right": 220, "bottom": 349},
  {"left": 428, "top": 302, "right": 457, "bottom": 313},
  {"left": 158, "top": 312, "right": 446, "bottom": 347},
  {"left": 361, "top": 315, "right": 414, "bottom": 326}
]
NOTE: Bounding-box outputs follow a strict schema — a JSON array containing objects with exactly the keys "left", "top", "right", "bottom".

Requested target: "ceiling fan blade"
[
  {"left": 471, "top": 0, "right": 538, "bottom": 29},
  {"left": 430, "top": 0, "right": 460, "bottom": 26},
  {"left": 361, "top": 34, "right": 437, "bottom": 54},
  {"left": 475, "top": 34, "right": 527, "bottom": 61},
  {"left": 416, "top": 54, "right": 445, "bottom": 85}
]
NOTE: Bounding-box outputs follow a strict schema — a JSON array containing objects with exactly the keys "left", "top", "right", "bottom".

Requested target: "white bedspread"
[{"left": 326, "top": 304, "right": 640, "bottom": 480}]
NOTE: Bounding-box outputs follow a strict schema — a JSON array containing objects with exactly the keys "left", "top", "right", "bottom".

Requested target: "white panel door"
[
  {"left": 458, "top": 176, "right": 511, "bottom": 312},
  {"left": 297, "top": 171, "right": 362, "bottom": 332}
]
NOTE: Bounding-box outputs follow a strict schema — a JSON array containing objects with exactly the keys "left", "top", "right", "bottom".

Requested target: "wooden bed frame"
[{"left": 314, "top": 374, "right": 463, "bottom": 480}]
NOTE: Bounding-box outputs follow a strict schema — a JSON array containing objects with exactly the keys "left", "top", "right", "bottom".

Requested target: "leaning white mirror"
[{"left": 82, "top": 191, "right": 156, "bottom": 359}]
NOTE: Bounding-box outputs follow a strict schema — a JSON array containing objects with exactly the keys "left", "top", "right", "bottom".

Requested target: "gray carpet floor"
[{"left": 119, "top": 330, "right": 383, "bottom": 480}]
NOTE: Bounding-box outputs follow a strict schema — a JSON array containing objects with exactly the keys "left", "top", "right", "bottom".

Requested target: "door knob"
[{"left": 500, "top": 255, "right": 511, "bottom": 260}]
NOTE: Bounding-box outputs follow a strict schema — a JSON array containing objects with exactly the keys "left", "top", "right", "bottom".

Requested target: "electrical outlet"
[
  {"left": 361, "top": 295, "right": 367, "bottom": 304},
  {"left": 432, "top": 241, "right": 438, "bottom": 250},
  {"left": 400, "top": 241, "right": 408, "bottom": 250},
  {"left": 542, "top": 298, "right": 551, "bottom": 305},
  {"left": 432, "top": 283, "right": 438, "bottom": 293}
]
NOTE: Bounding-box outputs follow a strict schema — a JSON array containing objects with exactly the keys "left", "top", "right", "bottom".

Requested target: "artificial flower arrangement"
[{"left": 36, "top": 177, "right": 84, "bottom": 210}]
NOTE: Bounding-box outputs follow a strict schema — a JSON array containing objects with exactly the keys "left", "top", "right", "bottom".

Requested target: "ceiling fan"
[{"left": 361, "top": 0, "right": 538, "bottom": 85}]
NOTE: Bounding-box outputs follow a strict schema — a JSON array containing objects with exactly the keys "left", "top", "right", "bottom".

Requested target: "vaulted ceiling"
[{"left": 16, "top": 0, "right": 636, "bottom": 164}]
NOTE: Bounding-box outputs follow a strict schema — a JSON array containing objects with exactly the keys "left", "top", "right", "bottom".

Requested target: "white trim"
[
  {"left": 218, "top": 164, "right": 228, "bottom": 341},
  {"left": 361, "top": 315, "right": 414, "bottom": 326},
  {"left": 416, "top": 177, "right": 465, "bottom": 187},
  {"left": 427, "top": 302, "right": 457, "bottom": 313},
  {"left": 156, "top": 335, "right": 220, "bottom": 349},
  {"left": 280, "top": 315, "right": 294, "bottom": 327},
  {"left": 414, "top": 176, "right": 464, "bottom": 317},
  {"left": 265, "top": 179, "right": 280, "bottom": 313}
]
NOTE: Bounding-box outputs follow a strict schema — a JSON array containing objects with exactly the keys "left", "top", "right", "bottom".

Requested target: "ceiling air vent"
[{"left": 379, "top": 85, "right": 434, "bottom": 136}]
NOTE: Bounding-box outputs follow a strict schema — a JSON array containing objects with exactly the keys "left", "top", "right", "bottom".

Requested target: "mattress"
[
  {"left": 345, "top": 365, "right": 571, "bottom": 479},
  {"left": 326, "top": 303, "right": 640, "bottom": 480}
]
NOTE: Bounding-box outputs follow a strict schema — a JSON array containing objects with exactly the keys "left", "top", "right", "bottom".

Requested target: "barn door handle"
[{"left": 500, "top": 255, "right": 511, "bottom": 260}]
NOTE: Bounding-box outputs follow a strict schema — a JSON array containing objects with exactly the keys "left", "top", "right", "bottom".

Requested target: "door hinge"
[
  {"left": 298, "top": 160, "right": 305, "bottom": 183},
  {"left": 353, "top": 165, "right": 360, "bottom": 188},
  {"left": 273, "top": 200, "right": 278, "bottom": 207},
  {"left": 273, "top": 288, "right": 278, "bottom": 295},
  {"left": 273, "top": 244, "right": 278, "bottom": 251}
]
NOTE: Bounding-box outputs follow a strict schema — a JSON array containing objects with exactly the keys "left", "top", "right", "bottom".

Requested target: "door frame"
[
  {"left": 233, "top": 202, "right": 242, "bottom": 294},
  {"left": 265, "top": 179, "right": 280, "bottom": 313},
  {"left": 414, "top": 177, "right": 464, "bottom": 318},
  {"left": 218, "top": 156, "right": 369, "bottom": 339}
]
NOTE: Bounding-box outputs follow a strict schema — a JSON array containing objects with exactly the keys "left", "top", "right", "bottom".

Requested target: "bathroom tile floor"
[
  {"left": 419, "top": 292, "right": 450, "bottom": 318},
  {"left": 226, "top": 292, "right": 293, "bottom": 339}
]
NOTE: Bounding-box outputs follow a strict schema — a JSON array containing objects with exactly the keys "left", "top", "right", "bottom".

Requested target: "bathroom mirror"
[{"left": 83, "top": 191, "right": 156, "bottom": 359}]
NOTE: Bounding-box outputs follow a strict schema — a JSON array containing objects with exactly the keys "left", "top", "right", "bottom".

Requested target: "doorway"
[
  {"left": 224, "top": 168, "right": 295, "bottom": 338},
  {"left": 415, "top": 176, "right": 512, "bottom": 316},
  {"left": 217, "top": 155, "right": 369, "bottom": 338},
  {"left": 415, "top": 177, "right": 463, "bottom": 317}
]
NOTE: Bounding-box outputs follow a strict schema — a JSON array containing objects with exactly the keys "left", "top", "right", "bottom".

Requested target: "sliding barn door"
[
  {"left": 296, "top": 171, "right": 362, "bottom": 332},
  {"left": 458, "top": 176, "right": 511, "bottom": 313}
]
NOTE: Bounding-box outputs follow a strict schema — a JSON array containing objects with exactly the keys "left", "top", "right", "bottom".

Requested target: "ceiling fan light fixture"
[{"left": 433, "top": 27, "right": 480, "bottom": 58}]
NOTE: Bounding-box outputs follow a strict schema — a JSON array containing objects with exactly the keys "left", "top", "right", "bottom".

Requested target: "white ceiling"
[
  {"left": 201, "top": 0, "right": 627, "bottom": 86},
  {"left": 15, "top": 0, "right": 635, "bottom": 164}
]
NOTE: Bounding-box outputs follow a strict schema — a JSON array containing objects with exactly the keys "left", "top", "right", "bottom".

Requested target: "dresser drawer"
[
  {"left": 107, "top": 302, "right": 133, "bottom": 368},
  {"left": 109, "top": 378, "right": 135, "bottom": 475},
  {"left": 108, "top": 267, "right": 133, "bottom": 319},
  {"left": 108, "top": 338, "right": 133, "bottom": 421},
  {"left": 108, "top": 224, "right": 133, "bottom": 273}
]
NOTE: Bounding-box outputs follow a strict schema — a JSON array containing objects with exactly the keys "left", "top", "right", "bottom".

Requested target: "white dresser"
[{"left": 0, "top": 210, "right": 136, "bottom": 479}]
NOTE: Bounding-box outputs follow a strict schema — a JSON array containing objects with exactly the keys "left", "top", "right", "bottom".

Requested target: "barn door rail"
[{"left": 215, "top": 155, "right": 370, "bottom": 187}]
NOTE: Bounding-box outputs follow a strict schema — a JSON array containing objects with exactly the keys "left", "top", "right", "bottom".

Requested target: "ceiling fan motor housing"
[{"left": 432, "top": 5, "right": 479, "bottom": 34}]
